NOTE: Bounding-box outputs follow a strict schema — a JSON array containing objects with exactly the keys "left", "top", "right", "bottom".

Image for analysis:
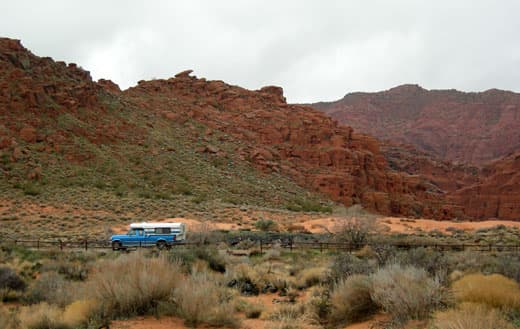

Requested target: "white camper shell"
[{"left": 130, "top": 222, "right": 186, "bottom": 241}]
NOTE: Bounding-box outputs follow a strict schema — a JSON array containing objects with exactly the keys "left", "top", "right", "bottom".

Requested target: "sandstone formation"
[
  {"left": 450, "top": 152, "right": 520, "bottom": 220},
  {"left": 124, "top": 72, "right": 454, "bottom": 218},
  {"left": 1, "top": 37, "right": 518, "bottom": 220}
]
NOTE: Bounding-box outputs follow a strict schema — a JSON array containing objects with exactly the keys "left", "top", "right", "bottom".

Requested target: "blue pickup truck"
[{"left": 111, "top": 222, "right": 186, "bottom": 250}]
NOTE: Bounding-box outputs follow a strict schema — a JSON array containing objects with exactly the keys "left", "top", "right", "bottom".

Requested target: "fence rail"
[{"left": 2, "top": 236, "right": 519, "bottom": 253}]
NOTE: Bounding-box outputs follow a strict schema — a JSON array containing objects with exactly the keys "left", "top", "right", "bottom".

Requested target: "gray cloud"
[{"left": 1, "top": 0, "right": 519, "bottom": 102}]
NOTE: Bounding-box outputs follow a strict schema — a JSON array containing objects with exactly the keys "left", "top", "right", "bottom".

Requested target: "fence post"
[
  {"left": 290, "top": 238, "right": 293, "bottom": 253},
  {"left": 59, "top": 240, "right": 63, "bottom": 251},
  {"left": 37, "top": 239, "right": 40, "bottom": 250},
  {"left": 84, "top": 240, "right": 88, "bottom": 251},
  {"left": 320, "top": 243, "right": 322, "bottom": 253},
  {"left": 260, "top": 240, "right": 263, "bottom": 254}
]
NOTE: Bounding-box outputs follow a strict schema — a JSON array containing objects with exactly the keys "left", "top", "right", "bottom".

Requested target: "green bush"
[
  {"left": 255, "top": 219, "right": 277, "bottom": 231},
  {"left": 22, "top": 182, "right": 41, "bottom": 196}
]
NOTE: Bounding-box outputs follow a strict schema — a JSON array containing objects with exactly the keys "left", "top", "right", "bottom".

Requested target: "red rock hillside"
[
  {"left": 0, "top": 37, "right": 142, "bottom": 167},
  {"left": 450, "top": 152, "right": 520, "bottom": 220},
  {"left": 3, "top": 37, "right": 518, "bottom": 220},
  {"left": 311, "top": 84, "right": 520, "bottom": 166},
  {"left": 123, "top": 72, "right": 458, "bottom": 219}
]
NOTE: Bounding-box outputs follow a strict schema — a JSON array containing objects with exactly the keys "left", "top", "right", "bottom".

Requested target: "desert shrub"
[
  {"left": 295, "top": 267, "right": 327, "bottom": 289},
  {"left": 193, "top": 247, "right": 226, "bottom": 273},
  {"left": 334, "top": 215, "right": 374, "bottom": 246},
  {"left": 172, "top": 271, "right": 239, "bottom": 328},
  {"left": 267, "top": 303, "right": 319, "bottom": 329},
  {"left": 255, "top": 219, "right": 277, "bottom": 231},
  {"left": 245, "top": 304, "right": 263, "bottom": 319},
  {"left": 452, "top": 273, "right": 520, "bottom": 310},
  {"left": 18, "top": 303, "right": 69, "bottom": 329},
  {"left": 0, "top": 307, "right": 18, "bottom": 329},
  {"left": 329, "top": 274, "right": 377, "bottom": 324},
  {"left": 85, "top": 253, "right": 182, "bottom": 318},
  {"left": 235, "top": 299, "right": 263, "bottom": 318},
  {"left": 170, "top": 247, "right": 226, "bottom": 273},
  {"left": 329, "top": 253, "right": 375, "bottom": 282},
  {"left": 226, "top": 263, "right": 261, "bottom": 295},
  {"left": 22, "top": 182, "right": 41, "bottom": 196},
  {"left": 370, "top": 244, "right": 398, "bottom": 266},
  {"left": 446, "top": 252, "right": 520, "bottom": 282},
  {"left": 268, "top": 303, "right": 306, "bottom": 321},
  {"left": 496, "top": 254, "right": 520, "bottom": 283},
  {"left": 370, "top": 264, "right": 448, "bottom": 323},
  {"left": 306, "top": 287, "right": 331, "bottom": 322},
  {"left": 207, "top": 302, "right": 241, "bottom": 328},
  {"left": 25, "top": 272, "right": 69, "bottom": 305},
  {"left": 43, "top": 259, "right": 90, "bottom": 281},
  {"left": 0, "top": 266, "right": 26, "bottom": 291},
  {"left": 433, "top": 302, "right": 514, "bottom": 329},
  {"left": 393, "top": 248, "right": 450, "bottom": 282}
]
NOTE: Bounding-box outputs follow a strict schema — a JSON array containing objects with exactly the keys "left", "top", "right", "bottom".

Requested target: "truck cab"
[{"left": 111, "top": 222, "right": 186, "bottom": 250}]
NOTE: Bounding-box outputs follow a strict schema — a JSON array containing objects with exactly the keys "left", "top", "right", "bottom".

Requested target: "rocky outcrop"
[
  {"left": 3, "top": 37, "right": 517, "bottom": 220},
  {"left": 312, "top": 85, "right": 520, "bottom": 166},
  {"left": 0, "top": 38, "right": 142, "bottom": 167},
  {"left": 124, "top": 71, "right": 454, "bottom": 218},
  {"left": 450, "top": 152, "right": 520, "bottom": 220}
]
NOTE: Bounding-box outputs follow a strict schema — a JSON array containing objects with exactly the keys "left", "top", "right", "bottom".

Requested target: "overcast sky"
[{"left": 1, "top": 1, "right": 520, "bottom": 103}]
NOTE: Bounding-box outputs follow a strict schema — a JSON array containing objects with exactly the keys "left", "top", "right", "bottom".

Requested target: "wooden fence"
[{"left": 2, "top": 235, "right": 519, "bottom": 253}]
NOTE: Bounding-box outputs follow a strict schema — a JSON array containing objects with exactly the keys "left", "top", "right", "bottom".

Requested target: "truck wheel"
[
  {"left": 156, "top": 241, "right": 167, "bottom": 250},
  {"left": 112, "top": 241, "right": 122, "bottom": 251}
]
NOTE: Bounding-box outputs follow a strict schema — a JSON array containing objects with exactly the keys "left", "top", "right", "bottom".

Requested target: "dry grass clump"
[
  {"left": 370, "top": 264, "right": 447, "bottom": 323},
  {"left": 433, "top": 303, "right": 514, "bottom": 329},
  {"left": 267, "top": 303, "right": 319, "bottom": 329},
  {"left": 61, "top": 299, "right": 99, "bottom": 328},
  {"left": 0, "top": 307, "right": 18, "bottom": 329},
  {"left": 452, "top": 273, "right": 520, "bottom": 310},
  {"left": 16, "top": 299, "right": 99, "bottom": 329},
  {"left": 329, "top": 274, "right": 377, "bottom": 324},
  {"left": 295, "top": 267, "right": 327, "bottom": 289},
  {"left": 18, "top": 303, "right": 68, "bottom": 329},
  {"left": 234, "top": 298, "right": 264, "bottom": 318},
  {"left": 85, "top": 252, "right": 182, "bottom": 317},
  {"left": 171, "top": 270, "right": 239, "bottom": 328}
]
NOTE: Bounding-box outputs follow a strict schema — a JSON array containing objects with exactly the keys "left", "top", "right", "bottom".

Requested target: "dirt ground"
[
  {"left": 378, "top": 217, "right": 520, "bottom": 234},
  {"left": 112, "top": 215, "right": 520, "bottom": 235},
  {"left": 110, "top": 314, "right": 389, "bottom": 329}
]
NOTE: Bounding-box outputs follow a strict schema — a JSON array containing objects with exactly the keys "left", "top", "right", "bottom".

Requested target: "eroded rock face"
[
  {"left": 450, "top": 153, "right": 520, "bottom": 220},
  {"left": 2, "top": 37, "right": 517, "bottom": 220},
  {"left": 124, "top": 73, "right": 453, "bottom": 218},
  {"left": 0, "top": 38, "right": 142, "bottom": 165},
  {"left": 311, "top": 84, "right": 520, "bottom": 166}
]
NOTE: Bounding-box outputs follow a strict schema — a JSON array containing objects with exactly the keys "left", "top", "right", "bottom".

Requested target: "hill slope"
[
  {"left": 312, "top": 84, "right": 520, "bottom": 165},
  {"left": 0, "top": 38, "right": 456, "bottom": 220},
  {"left": 0, "top": 37, "right": 329, "bottom": 216}
]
